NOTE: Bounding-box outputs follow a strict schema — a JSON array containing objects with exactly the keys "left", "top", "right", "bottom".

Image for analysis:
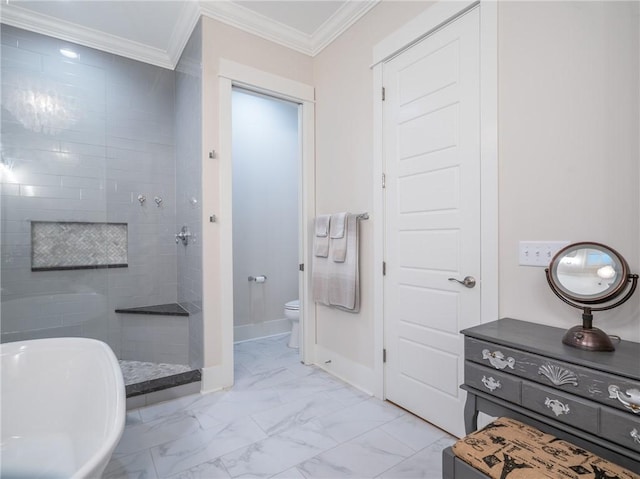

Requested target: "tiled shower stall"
[{"left": 0, "top": 22, "right": 204, "bottom": 394}]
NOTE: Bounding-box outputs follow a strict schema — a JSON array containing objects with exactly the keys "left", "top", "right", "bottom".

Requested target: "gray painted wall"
[{"left": 231, "top": 89, "right": 299, "bottom": 341}]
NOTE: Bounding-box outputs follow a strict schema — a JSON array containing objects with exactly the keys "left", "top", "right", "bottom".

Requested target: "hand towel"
[
  {"left": 312, "top": 246, "right": 330, "bottom": 307},
  {"left": 330, "top": 212, "right": 348, "bottom": 263},
  {"left": 314, "top": 214, "right": 331, "bottom": 258},
  {"left": 327, "top": 213, "right": 360, "bottom": 312}
]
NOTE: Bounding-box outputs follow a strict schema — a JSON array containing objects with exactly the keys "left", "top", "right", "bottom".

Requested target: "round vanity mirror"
[
  {"left": 550, "top": 243, "right": 628, "bottom": 303},
  {"left": 546, "top": 242, "right": 638, "bottom": 352}
]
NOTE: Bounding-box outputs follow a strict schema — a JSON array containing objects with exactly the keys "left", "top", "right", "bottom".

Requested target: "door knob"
[{"left": 448, "top": 276, "right": 476, "bottom": 288}]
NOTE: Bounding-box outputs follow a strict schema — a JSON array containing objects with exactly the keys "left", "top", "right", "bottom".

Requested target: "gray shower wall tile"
[
  {"left": 20, "top": 185, "right": 82, "bottom": 199},
  {"left": 61, "top": 176, "right": 103, "bottom": 189},
  {"left": 175, "top": 20, "right": 203, "bottom": 369},
  {"left": 1, "top": 184, "right": 20, "bottom": 196},
  {"left": 1, "top": 25, "right": 185, "bottom": 363},
  {"left": 1, "top": 231, "right": 30, "bottom": 248},
  {"left": 41, "top": 54, "right": 107, "bottom": 82},
  {"left": 1, "top": 131, "right": 62, "bottom": 154},
  {"left": 0, "top": 45, "right": 43, "bottom": 72},
  {"left": 11, "top": 172, "right": 64, "bottom": 188},
  {"left": 5, "top": 33, "right": 116, "bottom": 71}
]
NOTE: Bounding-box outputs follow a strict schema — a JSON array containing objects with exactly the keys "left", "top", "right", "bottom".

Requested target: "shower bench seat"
[{"left": 115, "top": 303, "right": 189, "bottom": 316}]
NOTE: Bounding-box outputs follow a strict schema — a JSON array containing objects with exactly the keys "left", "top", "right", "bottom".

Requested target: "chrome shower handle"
[{"left": 175, "top": 226, "right": 191, "bottom": 245}]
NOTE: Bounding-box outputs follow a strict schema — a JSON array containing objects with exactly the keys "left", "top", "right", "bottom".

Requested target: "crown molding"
[
  {"left": 0, "top": 0, "right": 380, "bottom": 69},
  {"left": 166, "top": 1, "right": 203, "bottom": 67},
  {"left": 311, "top": 0, "right": 380, "bottom": 56},
  {"left": 0, "top": 3, "right": 175, "bottom": 69},
  {"left": 199, "top": 1, "right": 314, "bottom": 56},
  {"left": 199, "top": 0, "right": 381, "bottom": 57}
]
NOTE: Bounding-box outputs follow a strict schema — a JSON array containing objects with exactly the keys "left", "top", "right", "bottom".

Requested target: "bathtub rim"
[{"left": 0, "top": 336, "right": 126, "bottom": 479}]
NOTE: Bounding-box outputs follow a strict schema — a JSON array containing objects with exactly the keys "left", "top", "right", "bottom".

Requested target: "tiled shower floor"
[{"left": 119, "top": 360, "right": 192, "bottom": 386}]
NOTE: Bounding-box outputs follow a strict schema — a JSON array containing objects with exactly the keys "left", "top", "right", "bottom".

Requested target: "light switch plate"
[{"left": 519, "top": 241, "right": 570, "bottom": 267}]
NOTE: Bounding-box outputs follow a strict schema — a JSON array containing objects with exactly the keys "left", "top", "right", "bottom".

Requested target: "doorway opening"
[
  {"left": 231, "top": 87, "right": 303, "bottom": 358},
  {"left": 203, "top": 60, "right": 315, "bottom": 393}
]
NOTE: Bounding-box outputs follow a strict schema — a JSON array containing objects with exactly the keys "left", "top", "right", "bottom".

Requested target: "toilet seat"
[{"left": 284, "top": 300, "right": 299, "bottom": 311}]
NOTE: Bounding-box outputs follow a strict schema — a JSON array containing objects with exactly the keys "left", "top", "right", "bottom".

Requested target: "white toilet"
[{"left": 284, "top": 299, "right": 300, "bottom": 348}]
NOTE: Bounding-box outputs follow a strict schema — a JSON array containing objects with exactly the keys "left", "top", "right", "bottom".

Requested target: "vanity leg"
[{"left": 464, "top": 392, "right": 479, "bottom": 434}]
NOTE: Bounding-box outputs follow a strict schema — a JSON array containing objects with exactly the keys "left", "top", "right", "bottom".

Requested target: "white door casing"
[
  {"left": 382, "top": 7, "right": 481, "bottom": 438},
  {"left": 201, "top": 60, "right": 315, "bottom": 393}
]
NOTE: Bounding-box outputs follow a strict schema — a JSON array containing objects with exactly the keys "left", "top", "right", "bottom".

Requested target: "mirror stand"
[{"left": 562, "top": 308, "right": 615, "bottom": 351}]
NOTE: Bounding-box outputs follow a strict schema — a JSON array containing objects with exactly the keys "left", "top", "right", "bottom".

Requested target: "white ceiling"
[{"left": 0, "top": 0, "right": 379, "bottom": 69}]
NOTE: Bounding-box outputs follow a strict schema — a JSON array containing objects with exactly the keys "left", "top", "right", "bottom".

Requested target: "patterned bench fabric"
[{"left": 452, "top": 417, "right": 640, "bottom": 479}]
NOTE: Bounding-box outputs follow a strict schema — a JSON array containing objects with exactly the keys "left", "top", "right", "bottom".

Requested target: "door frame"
[
  {"left": 217, "top": 59, "right": 316, "bottom": 382},
  {"left": 371, "top": 0, "right": 498, "bottom": 399}
]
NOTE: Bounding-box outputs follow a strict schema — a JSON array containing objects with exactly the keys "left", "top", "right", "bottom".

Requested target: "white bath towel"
[
  {"left": 314, "top": 214, "right": 331, "bottom": 258},
  {"left": 330, "top": 212, "right": 347, "bottom": 263},
  {"left": 327, "top": 213, "right": 360, "bottom": 312}
]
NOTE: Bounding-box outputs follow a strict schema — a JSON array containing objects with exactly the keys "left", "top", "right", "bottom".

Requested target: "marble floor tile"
[
  {"left": 325, "top": 384, "right": 373, "bottom": 407},
  {"left": 166, "top": 458, "right": 231, "bottom": 479},
  {"left": 107, "top": 334, "right": 455, "bottom": 479},
  {"left": 193, "top": 389, "right": 284, "bottom": 429},
  {"left": 283, "top": 360, "right": 319, "bottom": 378},
  {"left": 150, "top": 417, "right": 267, "bottom": 478},
  {"left": 232, "top": 367, "right": 298, "bottom": 391},
  {"left": 114, "top": 411, "right": 202, "bottom": 457},
  {"left": 380, "top": 412, "right": 451, "bottom": 452},
  {"left": 311, "top": 397, "right": 406, "bottom": 443},
  {"left": 376, "top": 436, "right": 457, "bottom": 479},
  {"left": 296, "top": 428, "right": 415, "bottom": 478},
  {"left": 103, "top": 449, "right": 158, "bottom": 479},
  {"left": 269, "top": 371, "right": 352, "bottom": 404},
  {"left": 138, "top": 390, "right": 224, "bottom": 424},
  {"left": 220, "top": 421, "right": 338, "bottom": 478},
  {"left": 126, "top": 410, "right": 144, "bottom": 426},
  {"left": 271, "top": 467, "right": 307, "bottom": 479},
  {"left": 250, "top": 392, "right": 344, "bottom": 436}
]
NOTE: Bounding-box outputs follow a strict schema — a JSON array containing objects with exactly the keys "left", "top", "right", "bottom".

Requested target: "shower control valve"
[{"left": 175, "top": 226, "right": 191, "bottom": 246}]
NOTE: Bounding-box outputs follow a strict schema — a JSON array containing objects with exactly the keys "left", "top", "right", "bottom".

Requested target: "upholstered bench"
[{"left": 442, "top": 417, "right": 640, "bottom": 479}]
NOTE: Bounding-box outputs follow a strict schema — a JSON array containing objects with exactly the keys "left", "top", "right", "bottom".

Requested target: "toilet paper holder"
[{"left": 248, "top": 275, "right": 267, "bottom": 283}]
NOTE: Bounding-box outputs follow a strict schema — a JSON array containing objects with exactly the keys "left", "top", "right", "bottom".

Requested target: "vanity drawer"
[
  {"left": 521, "top": 382, "right": 600, "bottom": 434},
  {"left": 466, "top": 337, "right": 640, "bottom": 413},
  {"left": 464, "top": 361, "right": 521, "bottom": 404},
  {"left": 465, "top": 338, "right": 524, "bottom": 374},
  {"left": 600, "top": 406, "right": 640, "bottom": 453}
]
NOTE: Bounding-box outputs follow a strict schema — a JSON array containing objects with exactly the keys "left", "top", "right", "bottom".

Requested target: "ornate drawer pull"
[
  {"left": 631, "top": 429, "right": 640, "bottom": 445},
  {"left": 545, "top": 397, "right": 570, "bottom": 416},
  {"left": 481, "top": 376, "right": 501, "bottom": 392},
  {"left": 482, "top": 349, "right": 515, "bottom": 370},
  {"left": 608, "top": 385, "right": 640, "bottom": 414},
  {"left": 538, "top": 364, "right": 578, "bottom": 386}
]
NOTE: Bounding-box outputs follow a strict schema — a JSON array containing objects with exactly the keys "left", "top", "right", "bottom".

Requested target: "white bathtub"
[{"left": 1, "top": 337, "right": 126, "bottom": 478}]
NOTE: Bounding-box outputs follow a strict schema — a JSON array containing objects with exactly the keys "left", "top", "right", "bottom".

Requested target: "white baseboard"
[
  {"left": 200, "top": 363, "right": 233, "bottom": 394},
  {"left": 234, "top": 318, "right": 291, "bottom": 342},
  {"left": 313, "top": 344, "right": 377, "bottom": 397}
]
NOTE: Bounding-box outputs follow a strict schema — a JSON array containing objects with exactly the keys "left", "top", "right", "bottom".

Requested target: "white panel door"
[{"left": 383, "top": 7, "right": 480, "bottom": 438}]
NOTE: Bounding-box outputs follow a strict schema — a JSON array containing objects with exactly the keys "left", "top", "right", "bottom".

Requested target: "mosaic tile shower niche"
[{"left": 31, "top": 222, "right": 128, "bottom": 271}]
